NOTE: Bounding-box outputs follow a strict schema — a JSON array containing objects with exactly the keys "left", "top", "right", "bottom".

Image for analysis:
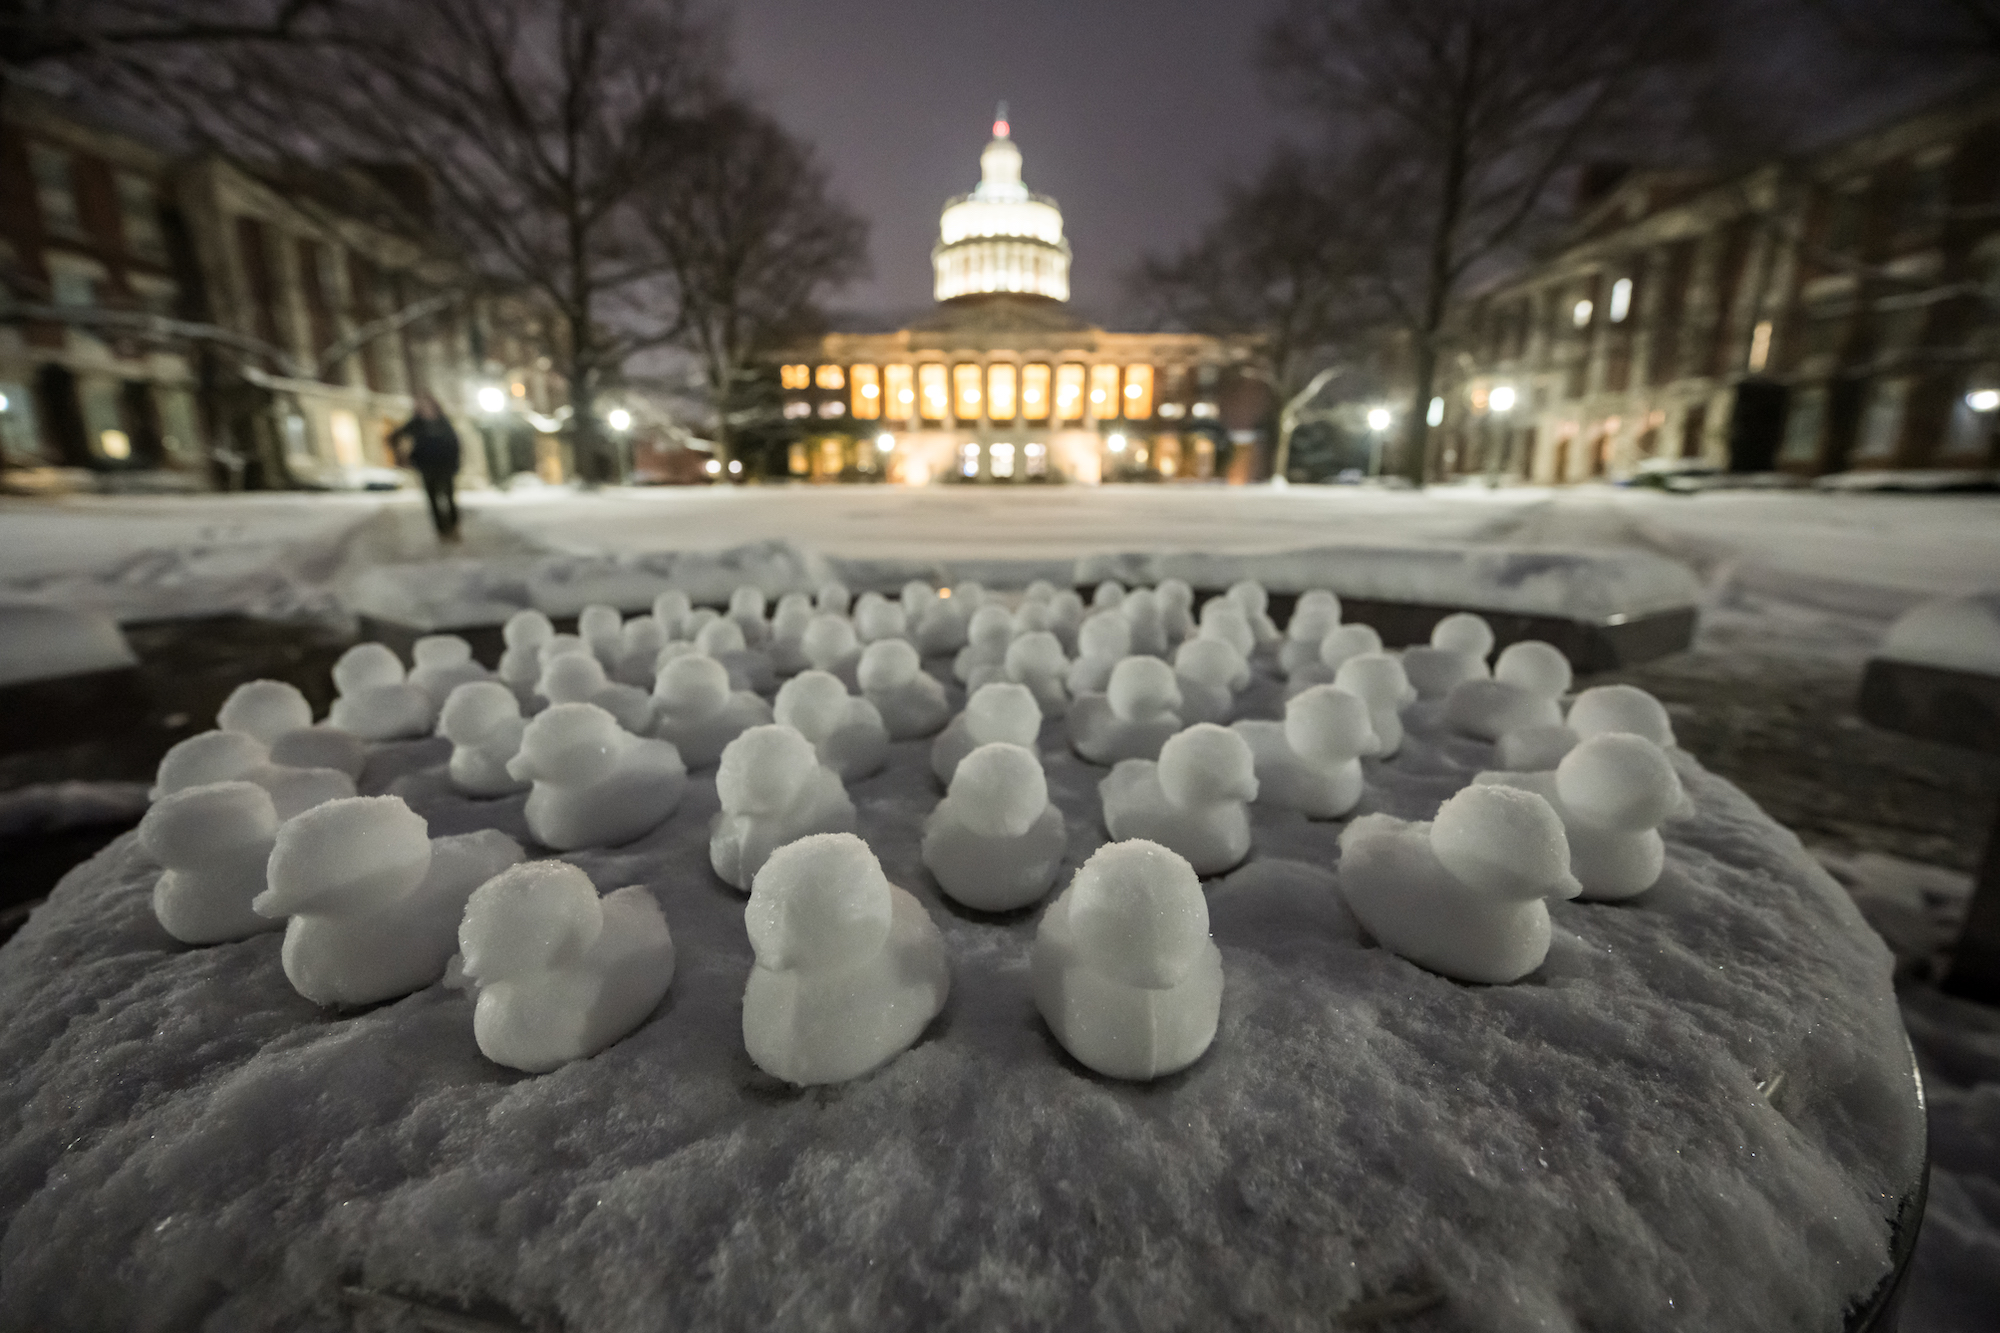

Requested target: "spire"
[{"left": 993, "top": 100, "right": 1010, "bottom": 140}]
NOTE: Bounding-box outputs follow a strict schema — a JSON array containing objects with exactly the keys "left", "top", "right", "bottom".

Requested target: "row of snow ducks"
[{"left": 138, "top": 578, "right": 1688, "bottom": 1085}]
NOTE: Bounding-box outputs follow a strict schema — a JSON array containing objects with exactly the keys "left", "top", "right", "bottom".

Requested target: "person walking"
[{"left": 391, "top": 393, "right": 463, "bottom": 540}]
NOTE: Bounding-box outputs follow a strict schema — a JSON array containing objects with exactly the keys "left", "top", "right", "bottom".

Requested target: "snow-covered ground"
[{"left": 3, "top": 479, "right": 1998, "bottom": 1328}]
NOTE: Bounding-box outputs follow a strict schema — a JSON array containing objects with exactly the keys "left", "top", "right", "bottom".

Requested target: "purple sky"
[{"left": 726, "top": 0, "right": 1300, "bottom": 324}]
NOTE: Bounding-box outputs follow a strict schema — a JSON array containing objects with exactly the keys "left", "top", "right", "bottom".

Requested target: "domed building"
[{"left": 771, "top": 110, "right": 1267, "bottom": 485}]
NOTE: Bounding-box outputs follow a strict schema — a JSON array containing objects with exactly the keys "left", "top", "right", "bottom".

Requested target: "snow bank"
[
  {"left": 0, "top": 605, "right": 137, "bottom": 686},
  {"left": 1073, "top": 545, "right": 1701, "bottom": 621},
  {"left": 347, "top": 541, "right": 1698, "bottom": 632},
  {"left": 1877, "top": 593, "right": 2000, "bottom": 676},
  {"left": 0, "top": 676, "right": 1920, "bottom": 1330},
  {"left": 347, "top": 542, "right": 837, "bottom": 629}
]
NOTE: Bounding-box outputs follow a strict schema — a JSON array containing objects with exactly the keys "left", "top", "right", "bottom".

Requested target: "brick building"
[{"left": 1449, "top": 83, "right": 2000, "bottom": 482}]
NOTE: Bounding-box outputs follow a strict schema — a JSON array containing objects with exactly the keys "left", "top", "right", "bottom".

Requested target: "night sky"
[
  {"left": 728, "top": 0, "right": 1300, "bottom": 325},
  {"left": 726, "top": 1, "right": 1963, "bottom": 329}
]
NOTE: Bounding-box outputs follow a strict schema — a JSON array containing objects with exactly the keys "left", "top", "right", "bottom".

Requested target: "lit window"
[
  {"left": 1609, "top": 277, "right": 1633, "bottom": 323},
  {"left": 953, "top": 363, "right": 983, "bottom": 420},
  {"left": 1157, "top": 401, "right": 1185, "bottom": 419},
  {"left": 885, "top": 364, "right": 914, "bottom": 416},
  {"left": 1572, "top": 299, "right": 1594, "bottom": 328},
  {"left": 1024, "top": 441, "right": 1048, "bottom": 476},
  {"left": 1055, "top": 364, "right": 1086, "bottom": 421},
  {"left": 820, "top": 437, "right": 845, "bottom": 475},
  {"left": 960, "top": 442, "right": 980, "bottom": 477},
  {"left": 1427, "top": 397, "right": 1445, "bottom": 427},
  {"left": 919, "top": 364, "right": 948, "bottom": 420},
  {"left": 1089, "top": 364, "right": 1119, "bottom": 415},
  {"left": 99, "top": 429, "right": 132, "bottom": 460},
  {"left": 850, "top": 364, "right": 881, "bottom": 420},
  {"left": 815, "top": 364, "right": 845, "bottom": 390},
  {"left": 1191, "top": 401, "right": 1218, "bottom": 419},
  {"left": 988, "top": 363, "right": 1017, "bottom": 421},
  {"left": 780, "top": 364, "right": 811, "bottom": 390},
  {"left": 1122, "top": 365, "right": 1154, "bottom": 418},
  {"left": 1021, "top": 363, "right": 1051, "bottom": 421},
  {"left": 783, "top": 401, "right": 812, "bottom": 419},
  {"left": 991, "top": 441, "right": 1016, "bottom": 477},
  {"left": 1748, "top": 320, "right": 1774, "bottom": 373},
  {"left": 788, "top": 443, "right": 809, "bottom": 474},
  {"left": 818, "top": 399, "right": 845, "bottom": 418}
]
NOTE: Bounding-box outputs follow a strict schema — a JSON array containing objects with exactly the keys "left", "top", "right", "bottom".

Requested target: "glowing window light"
[
  {"left": 1021, "top": 363, "right": 1050, "bottom": 421},
  {"left": 918, "top": 364, "right": 948, "bottom": 421},
  {"left": 1748, "top": 320, "right": 1773, "bottom": 373},
  {"left": 1489, "top": 385, "right": 1517, "bottom": 413},
  {"left": 1089, "top": 364, "right": 1119, "bottom": 415},
  {"left": 850, "top": 364, "right": 881, "bottom": 420},
  {"left": 1122, "top": 365, "right": 1154, "bottom": 418},
  {"left": 99, "top": 429, "right": 132, "bottom": 460},
  {"left": 1427, "top": 397, "right": 1445, "bottom": 427},
  {"left": 960, "top": 442, "right": 980, "bottom": 477},
  {"left": 1024, "top": 441, "right": 1048, "bottom": 476},
  {"left": 1367, "top": 407, "right": 1392, "bottom": 431},
  {"left": 991, "top": 441, "right": 1016, "bottom": 477},
  {"left": 1055, "top": 364, "right": 1085, "bottom": 421},
  {"left": 876, "top": 433, "right": 895, "bottom": 452},
  {"left": 885, "top": 364, "right": 914, "bottom": 415},
  {"left": 1572, "top": 299, "right": 1594, "bottom": 328},
  {"left": 1609, "top": 277, "right": 1633, "bottom": 323},
  {"left": 475, "top": 384, "right": 506, "bottom": 414},
  {"left": 814, "top": 364, "right": 845, "bottom": 390},
  {"left": 818, "top": 400, "right": 844, "bottom": 418},
  {"left": 987, "top": 362, "right": 1017, "bottom": 420},
  {"left": 953, "top": 363, "right": 983, "bottom": 420},
  {"left": 1106, "top": 432, "right": 1127, "bottom": 453},
  {"left": 780, "top": 364, "right": 811, "bottom": 390}
]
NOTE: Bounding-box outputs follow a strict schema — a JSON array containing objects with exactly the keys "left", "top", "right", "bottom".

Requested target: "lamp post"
[
  {"left": 1485, "top": 384, "right": 1516, "bottom": 488},
  {"left": 1365, "top": 406, "right": 1392, "bottom": 478},
  {"left": 474, "top": 382, "right": 508, "bottom": 485}
]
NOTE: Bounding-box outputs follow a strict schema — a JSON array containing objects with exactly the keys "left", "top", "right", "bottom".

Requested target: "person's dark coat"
[{"left": 392, "top": 414, "right": 462, "bottom": 474}]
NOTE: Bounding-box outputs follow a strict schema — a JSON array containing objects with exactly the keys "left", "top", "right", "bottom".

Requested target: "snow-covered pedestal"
[{"left": 0, "top": 674, "right": 1924, "bottom": 1331}]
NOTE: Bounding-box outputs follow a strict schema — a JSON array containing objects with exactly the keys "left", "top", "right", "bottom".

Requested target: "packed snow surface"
[
  {"left": 0, "top": 604, "right": 135, "bottom": 686},
  {"left": 1877, "top": 593, "right": 2000, "bottom": 676},
  {"left": 0, "top": 632, "right": 1924, "bottom": 1331}
]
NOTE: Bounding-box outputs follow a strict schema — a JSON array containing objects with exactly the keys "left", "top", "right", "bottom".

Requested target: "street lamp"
[
  {"left": 475, "top": 384, "right": 507, "bottom": 415},
  {"left": 876, "top": 433, "right": 895, "bottom": 453},
  {"left": 607, "top": 407, "right": 632, "bottom": 432},
  {"left": 728, "top": 458, "right": 742, "bottom": 475},
  {"left": 704, "top": 458, "right": 722, "bottom": 476},
  {"left": 1366, "top": 407, "right": 1392, "bottom": 432},
  {"left": 1489, "top": 385, "right": 1517, "bottom": 414},
  {"left": 1969, "top": 389, "right": 2000, "bottom": 413}
]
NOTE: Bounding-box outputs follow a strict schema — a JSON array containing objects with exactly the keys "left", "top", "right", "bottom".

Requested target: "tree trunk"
[{"left": 1403, "top": 337, "right": 1437, "bottom": 486}]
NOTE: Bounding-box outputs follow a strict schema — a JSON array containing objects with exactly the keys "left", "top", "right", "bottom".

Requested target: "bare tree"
[
  {"left": 1802, "top": 0, "right": 2000, "bottom": 57},
  {"left": 1264, "top": 0, "right": 1710, "bottom": 484},
  {"left": 170, "top": 0, "right": 720, "bottom": 483},
  {"left": 0, "top": 0, "right": 331, "bottom": 66},
  {"left": 643, "top": 101, "right": 867, "bottom": 468},
  {"left": 1131, "top": 147, "right": 1363, "bottom": 480}
]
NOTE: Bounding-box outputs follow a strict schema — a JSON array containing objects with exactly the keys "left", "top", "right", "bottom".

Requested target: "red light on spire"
[{"left": 993, "top": 100, "right": 1009, "bottom": 139}]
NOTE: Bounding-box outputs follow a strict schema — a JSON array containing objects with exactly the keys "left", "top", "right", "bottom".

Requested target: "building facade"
[
  {"left": 2, "top": 81, "right": 561, "bottom": 494},
  {"left": 1449, "top": 84, "right": 2000, "bottom": 482},
  {"left": 0, "top": 83, "right": 204, "bottom": 487},
  {"left": 772, "top": 114, "right": 1267, "bottom": 485}
]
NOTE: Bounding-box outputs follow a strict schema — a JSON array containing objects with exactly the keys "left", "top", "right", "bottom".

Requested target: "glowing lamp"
[
  {"left": 1366, "top": 407, "right": 1392, "bottom": 432},
  {"left": 607, "top": 408, "right": 632, "bottom": 431},
  {"left": 704, "top": 458, "right": 721, "bottom": 475},
  {"left": 1489, "top": 385, "right": 1517, "bottom": 413},
  {"left": 1969, "top": 389, "right": 2000, "bottom": 412},
  {"left": 476, "top": 385, "right": 506, "bottom": 414}
]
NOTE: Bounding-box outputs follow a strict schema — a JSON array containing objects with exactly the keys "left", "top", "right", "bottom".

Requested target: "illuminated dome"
[{"left": 933, "top": 106, "right": 1071, "bottom": 303}]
